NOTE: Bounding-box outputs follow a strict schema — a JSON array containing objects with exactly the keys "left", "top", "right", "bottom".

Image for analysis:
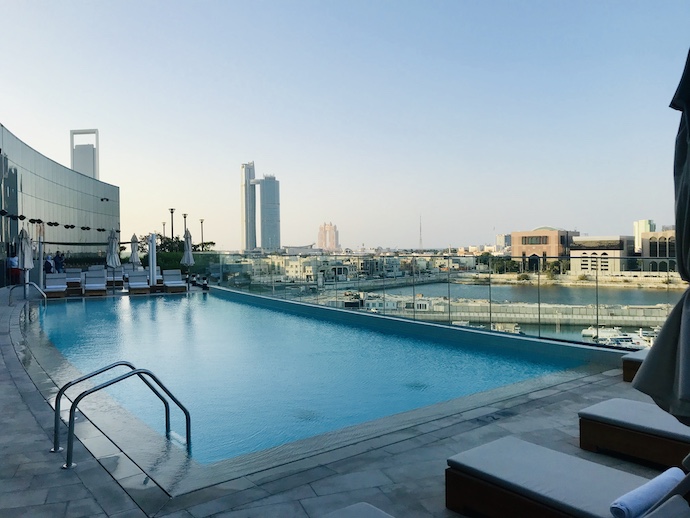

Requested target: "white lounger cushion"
[
  {"left": 447, "top": 436, "right": 650, "bottom": 518},
  {"left": 622, "top": 349, "right": 649, "bottom": 364},
  {"left": 579, "top": 398, "right": 690, "bottom": 443},
  {"left": 44, "top": 273, "right": 67, "bottom": 290}
]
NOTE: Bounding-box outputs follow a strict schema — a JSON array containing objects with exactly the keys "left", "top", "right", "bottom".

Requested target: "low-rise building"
[
  {"left": 569, "top": 236, "right": 636, "bottom": 275},
  {"left": 511, "top": 227, "right": 579, "bottom": 270},
  {"left": 641, "top": 230, "right": 677, "bottom": 272}
]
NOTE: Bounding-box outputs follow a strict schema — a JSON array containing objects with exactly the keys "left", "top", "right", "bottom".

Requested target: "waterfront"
[
  {"left": 320, "top": 281, "right": 683, "bottom": 344},
  {"left": 379, "top": 282, "right": 683, "bottom": 307}
]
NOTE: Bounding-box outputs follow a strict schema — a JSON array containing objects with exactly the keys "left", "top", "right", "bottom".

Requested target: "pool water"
[{"left": 38, "top": 293, "right": 580, "bottom": 464}]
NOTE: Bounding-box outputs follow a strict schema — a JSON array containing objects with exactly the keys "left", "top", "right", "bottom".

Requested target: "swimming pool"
[{"left": 34, "top": 291, "right": 583, "bottom": 464}]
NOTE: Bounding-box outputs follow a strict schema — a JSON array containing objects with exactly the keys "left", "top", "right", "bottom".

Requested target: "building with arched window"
[
  {"left": 569, "top": 236, "right": 636, "bottom": 275},
  {"left": 641, "top": 230, "right": 677, "bottom": 272}
]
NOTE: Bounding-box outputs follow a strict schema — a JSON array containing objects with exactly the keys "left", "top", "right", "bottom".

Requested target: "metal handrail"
[
  {"left": 9, "top": 281, "right": 46, "bottom": 305},
  {"left": 51, "top": 361, "right": 172, "bottom": 453},
  {"left": 51, "top": 364, "right": 191, "bottom": 469}
]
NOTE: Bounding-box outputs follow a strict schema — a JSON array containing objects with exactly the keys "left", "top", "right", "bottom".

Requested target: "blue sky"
[{"left": 1, "top": 1, "right": 688, "bottom": 250}]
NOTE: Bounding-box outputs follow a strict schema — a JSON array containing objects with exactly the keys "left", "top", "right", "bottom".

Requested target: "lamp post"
[
  {"left": 183, "top": 213, "right": 188, "bottom": 233},
  {"left": 200, "top": 219, "right": 204, "bottom": 252},
  {"left": 162, "top": 222, "right": 166, "bottom": 239},
  {"left": 169, "top": 208, "right": 175, "bottom": 238}
]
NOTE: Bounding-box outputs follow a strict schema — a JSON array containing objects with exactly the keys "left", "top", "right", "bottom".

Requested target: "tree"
[{"left": 193, "top": 241, "right": 215, "bottom": 252}]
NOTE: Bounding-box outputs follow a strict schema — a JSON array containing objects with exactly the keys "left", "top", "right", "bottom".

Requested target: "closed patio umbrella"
[
  {"left": 18, "top": 228, "right": 33, "bottom": 298},
  {"left": 106, "top": 229, "right": 121, "bottom": 292},
  {"left": 130, "top": 233, "right": 141, "bottom": 266},
  {"left": 181, "top": 229, "right": 195, "bottom": 287},
  {"left": 633, "top": 49, "right": 690, "bottom": 424}
]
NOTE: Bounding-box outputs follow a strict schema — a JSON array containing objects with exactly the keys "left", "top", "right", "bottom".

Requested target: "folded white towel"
[{"left": 610, "top": 467, "right": 685, "bottom": 518}]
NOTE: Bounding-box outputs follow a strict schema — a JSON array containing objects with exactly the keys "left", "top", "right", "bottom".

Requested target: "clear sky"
[{"left": 1, "top": 1, "right": 688, "bottom": 251}]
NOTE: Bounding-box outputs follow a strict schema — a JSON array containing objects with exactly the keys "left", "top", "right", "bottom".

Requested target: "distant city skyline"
[{"left": 1, "top": 3, "right": 686, "bottom": 250}]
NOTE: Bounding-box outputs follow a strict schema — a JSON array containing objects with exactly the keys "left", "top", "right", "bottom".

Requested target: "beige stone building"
[
  {"left": 510, "top": 227, "right": 579, "bottom": 270},
  {"left": 641, "top": 230, "right": 677, "bottom": 272},
  {"left": 569, "top": 236, "right": 636, "bottom": 275}
]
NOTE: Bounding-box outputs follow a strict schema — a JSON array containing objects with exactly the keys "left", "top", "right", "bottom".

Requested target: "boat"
[{"left": 581, "top": 326, "right": 652, "bottom": 349}]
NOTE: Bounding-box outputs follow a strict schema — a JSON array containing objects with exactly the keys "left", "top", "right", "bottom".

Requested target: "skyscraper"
[
  {"left": 257, "top": 175, "right": 280, "bottom": 251},
  {"left": 240, "top": 162, "right": 257, "bottom": 251},
  {"left": 240, "top": 163, "right": 281, "bottom": 252},
  {"left": 318, "top": 222, "right": 340, "bottom": 251}
]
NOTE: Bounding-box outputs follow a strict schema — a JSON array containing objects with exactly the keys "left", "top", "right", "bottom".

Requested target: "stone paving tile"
[
  {"left": 316, "top": 449, "right": 392, "bottom": 475},
  {"left": 185, "top": 487, "right": 271, "bottom": 518},
  {"left": 65, "top": 497, "right": 110, "bottom": 518},
  {"left": 0, "top": 488, "right": 49, "bottom": 509},
  {"left": 382, "top": 459, "right": 444, "bottom": 484},
  {"left": 257, "top": 465, "right": 336, "bottom": 495},
  {"left": 46, "top": 482, "right": 93, "bottom": 503},
  {"left": 309, "top": 469, "right": 394, "bottom": 496},
  {"left": 0, "top": 502, "right": 67, "bottom": 518},
  {"left": 299, "top": 487, "right": 394, "bottom": 518},
  {"left": 235, "top": 484, "right": 317, "bottom": 510},
  {"left": 214, "top": 501, "right": 308, "bottom": 517}
]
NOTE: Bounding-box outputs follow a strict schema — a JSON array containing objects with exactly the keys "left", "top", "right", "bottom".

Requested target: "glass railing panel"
[{"left": 187, "top": 251, "right": 684, "bottom": 350}]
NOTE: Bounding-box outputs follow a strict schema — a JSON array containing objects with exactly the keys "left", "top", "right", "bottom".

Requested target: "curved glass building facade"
[{"left": 0, "top": 124, "right": 120, "bottom": 285}]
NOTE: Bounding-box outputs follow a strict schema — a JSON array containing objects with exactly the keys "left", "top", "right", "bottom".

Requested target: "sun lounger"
[
  {"left": 87, "top": 264, "right": 105, "bottom": 271},
  {"left": 44, "top": 273, "right": 67, "bottom": 298},
  {"left": 579, "top": 398, "right": 690, "bottom": 469},
  {"left": 446, "top": 436, "right": 671, "bottom": 517},
  {"left": 163, "top": 269, "right": 187, "bottom": 293},
  {"left": 645, "top": 495, "right": 690, "bottom": 517},
  {"left": 83, "top": 270, "right": 107, "bottom": 296},
  {"left": 65, "top": 268, "right": 83, "bottom": 296},
  {"left": 106, "top": 266, "right": 124, "bottom": 288},
  {"left": 127, "top": 271, "right": 150, "bottom": 295},
  {"left": 622, "top": 348, "right": 649, "bottom": 382}
]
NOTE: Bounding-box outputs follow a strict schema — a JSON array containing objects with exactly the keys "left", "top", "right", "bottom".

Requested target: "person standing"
[
  {"left": 44, "top": 255, "right": 53, "bottom": 274},
  {"left": 54, "top": 251, "right": 64, "bottom": 273}
]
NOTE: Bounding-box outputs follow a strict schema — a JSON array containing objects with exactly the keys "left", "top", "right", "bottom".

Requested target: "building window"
[
  {"left": 650, "top": 238, "right": 658, "bottom": 258},
  {"left": 521, "top": 236, "right": 548, "bottom": 245},
  {"left": 670, "top": 238, "right": 676, "bottom": 258},
  {"left": 659, "top": 237, "right": 668, "bottom": 258}
]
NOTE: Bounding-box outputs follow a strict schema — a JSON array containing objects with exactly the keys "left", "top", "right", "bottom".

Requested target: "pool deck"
[{"left": 0, "top": 286, "right": 665, "bottom": 517}]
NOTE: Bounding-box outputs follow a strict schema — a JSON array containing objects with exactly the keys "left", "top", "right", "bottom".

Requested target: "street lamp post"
[
  {"left": 200, "top": 219, "right": 204, "bottom": 252},
  {"left": 162, "top": 222, "right": 166, "bottom": 239},
  {"left": 169, "top": 208, "right": 175, "bottom": 238},
  {"left": 183, "top": 213, "right": 188, "bottom": 233}
]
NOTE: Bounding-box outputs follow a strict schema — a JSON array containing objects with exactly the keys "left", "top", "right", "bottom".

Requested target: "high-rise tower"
[
  {"left": 240, "top": 163, "right": 280, "bottom": 252},
  {"left": 240, "top": 162, "right": 257, "bottom": 251},
  {"left": 257, "top": 175, "right": 280, "bottom": 251},
  {"left": 317, "top": 222, "right": 340, "bottom": 251}
]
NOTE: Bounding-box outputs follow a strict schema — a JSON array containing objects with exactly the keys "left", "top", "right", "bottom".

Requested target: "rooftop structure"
[{"left": 70, "top": 129, "right": 100, "bottom": 179}]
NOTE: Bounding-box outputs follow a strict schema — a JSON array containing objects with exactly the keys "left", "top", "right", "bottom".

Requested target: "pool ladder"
[{"left": 51, "top": 361, "right": 191, "bottom": 469}]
